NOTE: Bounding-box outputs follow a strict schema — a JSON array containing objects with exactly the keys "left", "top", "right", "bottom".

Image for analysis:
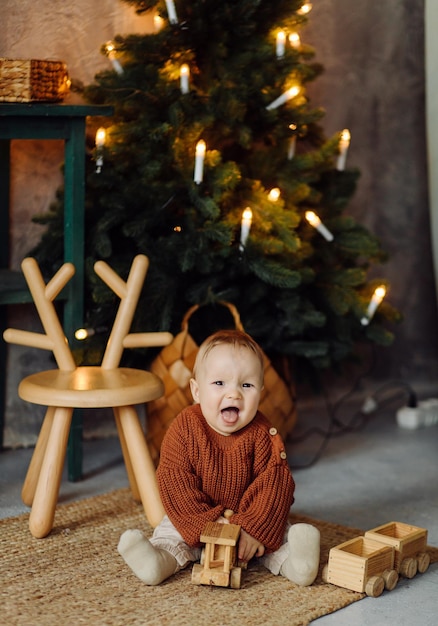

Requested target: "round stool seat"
[{"left": 18, "top": 366, "right": 164, "bottom": 408}]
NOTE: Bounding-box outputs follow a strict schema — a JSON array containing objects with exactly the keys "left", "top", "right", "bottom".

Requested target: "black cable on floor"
[{"left": 288, "top": 347, "right": 418, "bottom": 470}]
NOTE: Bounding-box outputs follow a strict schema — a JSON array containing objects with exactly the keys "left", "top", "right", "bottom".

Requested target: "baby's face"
[{"left": 190, "top": 343, "right": 263, "bottom": 436}]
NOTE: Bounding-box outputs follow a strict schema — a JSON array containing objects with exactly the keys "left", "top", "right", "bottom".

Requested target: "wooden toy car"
[
  {"left": 364, "top": 521, "right": 430, "bottom": 578},
  {"left": 322, "top": 536, "right": 399, "bottom": 597},
  {"left": 191, "top": 515, "right": 243, "bottom": 589},
  {"left": 322, "top": 521, "right": 431, "bottom": 597}
]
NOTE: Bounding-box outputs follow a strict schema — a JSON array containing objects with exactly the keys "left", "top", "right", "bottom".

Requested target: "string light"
[
  {"left": 75, "top": 326, "right": 107, "bottom": 340},
  {"left": 95, "top": 128, "right": 106, "bottom": 147},
  {"left": 180, "top": 64, "right": 190, "bottom": 94},
  {"left": 268, "top": 188, "right": 281, "bottom": 202},
  {"left": 165, "top": 0, "right": 178, "bottom": 24},
  {"left": 105, "top": 41, "right": 123, "bottom": 75},
  {"left": 288, "top": 123, "right": 297, "bottom": 160},
  {"left": 154, "top": 14, "right": 164, "bottom": 31},
  {"left": 336, "top": 129, "right": 351, "bottom": 171},
  {"left": 239, "top": 208, "right": 253, "bottom": 251},
  {"left": 95, "top": 127, "right": 106, "bottom": 173},
  {"left": 361, "top": 286, "right": 386, "bottom": 325},
  {"left": 276, "top": 31, "right": 286, "bottom": 59},
  {"left": 75, "top": 328, "right": 94, "bottom": 340},
  {"left": 266, "top": 85, "right": 300, "bottom": 111},
  {"left": 305, "top": 211, "right": 334, "bottom": 241},
  {"left": 194, "top": 140, "right": 206, "bottom": 184},
  {"left": 298, "top": 3, "right": 313, "bottom": 15},
  {"left": 289, "top": 33, "right": 301, "bottom": 49}
]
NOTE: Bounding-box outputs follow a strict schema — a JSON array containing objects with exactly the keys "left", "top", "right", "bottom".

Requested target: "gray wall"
[{"left": 304, "top": 0, "right": 438, "bottom": 387}]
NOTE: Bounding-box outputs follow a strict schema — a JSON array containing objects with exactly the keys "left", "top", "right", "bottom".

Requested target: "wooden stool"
[{"left": 4, "top": 255, "right": 172, "bottom": 538}]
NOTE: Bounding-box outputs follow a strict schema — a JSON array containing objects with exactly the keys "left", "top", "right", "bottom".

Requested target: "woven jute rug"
[{"left": 1, "top": 489, "right": 437, "bottom": 626}]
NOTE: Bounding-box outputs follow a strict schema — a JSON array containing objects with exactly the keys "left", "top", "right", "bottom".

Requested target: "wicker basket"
[
  {"left": 146, "top": 302, "right": 297, "bottom": 466},
  {"left": 0, "top": 58, "right": 69, "bottom": 103}
]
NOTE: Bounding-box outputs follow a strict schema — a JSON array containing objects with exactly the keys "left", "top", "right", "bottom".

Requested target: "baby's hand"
[
  {"left": 215, "top": 509, "right": 234, "bottom": 525},
  {"left": 238, "top": 529, "right": 265, "bottom": 563}
]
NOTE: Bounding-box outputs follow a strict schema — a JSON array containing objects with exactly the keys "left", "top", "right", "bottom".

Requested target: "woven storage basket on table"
[
  {"left": 146, "top": 302, "right": 297, "bottom": 466},
  {"left": 0, "top": 58, "right": 69, "bottom": 102}
]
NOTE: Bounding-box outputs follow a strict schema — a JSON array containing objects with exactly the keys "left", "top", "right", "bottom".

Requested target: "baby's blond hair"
[{"left": 192, "top": 329, "right": 265, "bottom": 381}]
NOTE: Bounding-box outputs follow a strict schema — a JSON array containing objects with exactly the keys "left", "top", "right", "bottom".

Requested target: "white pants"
[{"left": 150, "top": 515, "right": 290, "bottom": 575}]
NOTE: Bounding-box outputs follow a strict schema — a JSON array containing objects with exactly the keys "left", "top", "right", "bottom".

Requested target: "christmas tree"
[{"left": 32, "top": 0, "right": 399, "bottom": 379}]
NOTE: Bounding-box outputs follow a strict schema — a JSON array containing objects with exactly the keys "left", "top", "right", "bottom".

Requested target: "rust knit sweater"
[{"left": 156, "top": 404, "right": 295, "bottom": 552}]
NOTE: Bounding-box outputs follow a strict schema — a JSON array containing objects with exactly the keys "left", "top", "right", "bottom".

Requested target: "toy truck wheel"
[
  {"left": 365, "top": 575, "right": 385, "bottom": 597},
  {"left": 382, "top": 569, "right": 398, "bottom": 591},
  {"left": 191, "top": 563, "right": 203, "bottom": 584},
  {"left": 417, "top": 552, "right": 430, "bottom": 574},
  {"left": 399, "top": 557, "right": 418, "bottom": 579},
  {"left": 321, "top": 564, "right": 329, "bottom": 583},
  {"left": 230, "top": 567, "right": 242, "bottom": 589}
]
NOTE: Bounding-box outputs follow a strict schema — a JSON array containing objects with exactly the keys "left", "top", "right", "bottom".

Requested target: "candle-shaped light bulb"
[
  {"left": 361, "top": 286, "right": 386, "bottom": 325},
  {"left": 268, "top": 188, "right": 281, "bottom": 202},
  {"left": 154, "top": 14, "right": 164, "bottom": 31},
  {"left": 194, "top": 140, "right": 206, "bottom": 184},
  {"left": 298, "top": 3, "right": 313, "bottom": 15},
  {"left": 336, "top": 128, "right": 351, "bottom": 171},
  {"left": 75, "top": 328, "right": 96, "bottom": 341},
  {"left": 165, "top": 0, "right": 178, "bottom": 24},
  {"left": 288, "top": 136, "right": 297, "bottom": 160},
  {"left": 305, "top": 210, "right": 334, "bottom": 241},
  {"left": 288, "top": 123, "right": 297, "bottom": 160},
  {"left": 95, "top": 128, "right": 106, "bottom": 173},
  {"left": 266, "top": 85, "right": 300, "bottom": 111},
  {"left": 105, "top": 41, "right": 123, "bottom": 75},
  {"left": 239, "top": 207, "right": 253, "bottom": 251},
  {"left": 95, "top": 127, "right": 106, "bottom": 147},
  {"left": 75, "top": 328, "right": 87, "bottom": 341},
  {"left": 276, "top": 31, "right": 286, "bottom": 59},
  {"left": 180, "top": 64, "right": 190, "bottom": 94},
  {"left": 289, "top": 33, "right": 301, "bottom": 49}
]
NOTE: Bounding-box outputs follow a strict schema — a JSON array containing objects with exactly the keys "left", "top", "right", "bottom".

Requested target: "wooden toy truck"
[
  {"left": 365, "top": 521, "right": 430, "bottom": 579},
  {"left": 322, "top": 536, "right": 398, "bottom": 597},
  {"left": 322, "top": 521, "right": 430, "bottom": 597},
  {"left": 191, "top": 513, "right": 243, "bottom": 589}
]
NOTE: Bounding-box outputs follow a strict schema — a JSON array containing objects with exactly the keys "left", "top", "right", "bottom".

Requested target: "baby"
[{"left": 118, "top": 329, "right": 320, "bottom": 585}]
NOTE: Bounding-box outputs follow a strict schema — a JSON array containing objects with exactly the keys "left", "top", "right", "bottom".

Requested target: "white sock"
[
  {"left": 280, "top": 523, "right": 320, "bottom": 586},
  {"left": 118, "top": 529, "right": 177, "bottom": 585}
]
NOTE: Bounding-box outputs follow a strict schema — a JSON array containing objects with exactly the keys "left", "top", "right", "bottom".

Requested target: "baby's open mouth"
[{"left": 221, "top": 407, "right": 239, "bottom": 423}]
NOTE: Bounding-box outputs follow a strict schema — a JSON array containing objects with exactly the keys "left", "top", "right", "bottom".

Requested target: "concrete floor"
[{"left": 1, "top": 404, "right": 437, "bottom": 625}]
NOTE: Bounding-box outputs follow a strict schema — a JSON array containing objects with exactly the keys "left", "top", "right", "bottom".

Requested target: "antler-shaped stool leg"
[
  {"left": 21, "top": 406, "right": 56, "bottom": 507},
  {"left": 28, "top": 407, "right": 73, "bottom": 538},
  {"left": 114, "top": 406, "right": 165, "bottom": 528}
]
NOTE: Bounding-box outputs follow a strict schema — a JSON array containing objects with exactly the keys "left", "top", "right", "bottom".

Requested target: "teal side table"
[{"left": 0, "top": 102, "right": 113, "bottom": 480}]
